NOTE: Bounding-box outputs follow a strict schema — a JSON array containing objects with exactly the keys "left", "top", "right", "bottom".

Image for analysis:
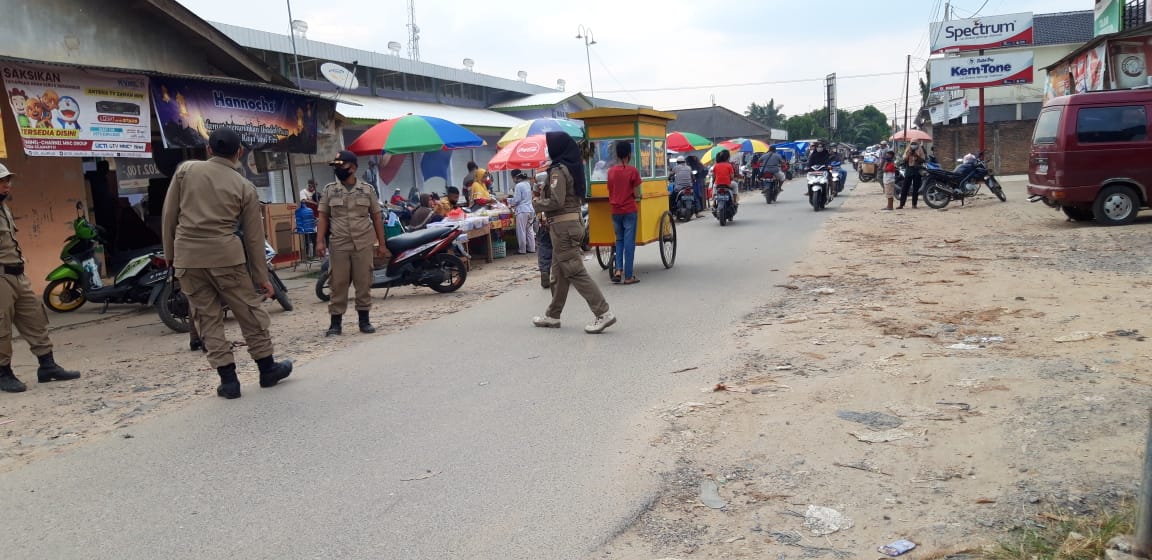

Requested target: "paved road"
[{"left": 1, "top": 177, "right": 850, "bottom": 560}]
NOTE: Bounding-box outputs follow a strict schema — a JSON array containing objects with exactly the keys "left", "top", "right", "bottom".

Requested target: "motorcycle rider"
[
  {"left": 759, "top": 146, "right": 787, "bottom": 191},
  {"left": 686, "top": 155, "right": 707, "bottom": 218},
  {"left": 669, "top": 156, "right": 693, "bottom": 212},
  {"left": 711, "top": 149, "right": 738, "bottom": 206}
]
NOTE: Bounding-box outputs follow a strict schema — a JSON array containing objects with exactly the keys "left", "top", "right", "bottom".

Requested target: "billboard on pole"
[
  {"left": 929, "top": 12, "right": 1033, "bottom": 53},
  {"left": 1094, "top": 0, "right": 1122, "bottom": 36},
  {"left": 928, "top": 51, "right": 1034, "bottom": 91},
  {"left": 825, "top": 74, "right": 837, "bottom": 131}
]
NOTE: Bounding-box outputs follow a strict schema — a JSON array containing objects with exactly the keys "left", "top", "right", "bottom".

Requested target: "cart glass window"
[
  {"left": 653, "top": 140, "right": 667, "bottom": 176},
  {"left": 590, "top": 139, "right": 634, "bottom": 182},
  {"left": 638, "top": 139, "right": 654, "bottom": 178}
]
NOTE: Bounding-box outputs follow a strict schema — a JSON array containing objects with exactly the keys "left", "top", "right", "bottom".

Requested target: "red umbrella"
[{"left": 487, "top": 135, "right": 548, "bottom": 171}]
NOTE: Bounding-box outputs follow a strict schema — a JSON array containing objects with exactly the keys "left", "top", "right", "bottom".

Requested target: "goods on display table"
[{"left": 427, "top": 202, "right": 517, "bottom": 263}]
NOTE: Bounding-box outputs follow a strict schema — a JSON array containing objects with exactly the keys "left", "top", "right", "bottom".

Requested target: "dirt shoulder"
[
  {"left": 597, "top": 178, "right": 1151, "bottom": 559},
  {"left": 0, "top": 253, "right": 542, "bottom": 472}
]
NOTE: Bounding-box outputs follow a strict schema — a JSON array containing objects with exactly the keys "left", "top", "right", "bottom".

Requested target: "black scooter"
[{"left": 316, "top": 225, "right": 471, "bottom": 301}]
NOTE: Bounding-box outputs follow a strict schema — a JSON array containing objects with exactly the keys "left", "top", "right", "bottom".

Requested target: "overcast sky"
[{"left": 180, "top": 0, "right": 1092, "bottom": 123}]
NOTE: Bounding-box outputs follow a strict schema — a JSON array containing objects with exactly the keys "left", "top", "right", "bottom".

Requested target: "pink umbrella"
[
  {"left": 890, "top": 129, "right": 932, "bottom": 142},
  {"left": 487, "top": 135, "right": 548, "bottom": 171}
]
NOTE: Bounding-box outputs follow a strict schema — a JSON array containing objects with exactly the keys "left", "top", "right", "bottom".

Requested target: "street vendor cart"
[{"left": 570, "top": 108, "right": 678, "bottom": 275}]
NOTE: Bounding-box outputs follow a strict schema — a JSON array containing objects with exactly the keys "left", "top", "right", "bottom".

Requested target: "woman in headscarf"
[
  {"left": 686, "top": 155, "right": 707, "bottom": 218},
  {"left": 469, "top": 168, "right": 493, "bottom": 208},
  {"left": 532, "top": 132, "right": 614, "bottom": 334}
]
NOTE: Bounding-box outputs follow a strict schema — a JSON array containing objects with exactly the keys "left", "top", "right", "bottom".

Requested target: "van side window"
[
  {"left": 1032, "top": 109, "right": 1062, "bottom": 144},
  {"left": 1076, "top": 106, "right": 1148, "bottom": 143}
]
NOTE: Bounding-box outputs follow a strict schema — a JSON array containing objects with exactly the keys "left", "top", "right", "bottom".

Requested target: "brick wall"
[{"left": 933, "top": 120, "right": 1036, "bottom": 175}]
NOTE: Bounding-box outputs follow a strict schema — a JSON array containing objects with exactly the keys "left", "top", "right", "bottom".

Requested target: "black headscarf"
[{"left": 546, "top": 131, "right": 586, "bottom": 200}]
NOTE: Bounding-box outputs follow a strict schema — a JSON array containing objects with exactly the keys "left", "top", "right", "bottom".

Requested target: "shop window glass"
[
  {"left": 1077, "top": 106, "right": 1148, "bottom": 143},
  {"left": 374, "top": 71, "right": 403, "bottom": 92}
]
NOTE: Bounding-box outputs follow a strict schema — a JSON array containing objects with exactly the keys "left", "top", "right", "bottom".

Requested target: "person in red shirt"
[
  {"left": 711, "top": 149, "right": 738, "bottom": 206},
  {"left": 607, "top": 141, "right": 642, "bottom": 284}
]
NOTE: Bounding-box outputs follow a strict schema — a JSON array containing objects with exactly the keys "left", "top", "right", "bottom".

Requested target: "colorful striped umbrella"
[
  {"left": 497, "top": 118, "right": 584, "bottom": 148},
  {"left": 666, "top": 131, "right": 713, "bottom": 153},
  {"left": 699, "top": 146, "right": 732, "bottom": 165},
  {"left": 346, "top": 114, "right": 484, "bottom": 155},
  {"left": 487, "top": 135, "right": 549, "bottom": 171},
  {"left": 719, "top": 138, "right": 771, "bottom": 153}
]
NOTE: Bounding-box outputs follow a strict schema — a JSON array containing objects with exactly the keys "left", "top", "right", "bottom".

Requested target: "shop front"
[{"left": 0, "top": 59, "right": 333, "bottom": 290}]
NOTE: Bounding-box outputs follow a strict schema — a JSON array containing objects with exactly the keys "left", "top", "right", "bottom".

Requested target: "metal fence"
[{"left": 1125, "top": 0, "right": 1148, "bottom": 30}]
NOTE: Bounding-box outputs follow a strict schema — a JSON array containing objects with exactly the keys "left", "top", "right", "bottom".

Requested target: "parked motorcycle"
[
  {"left": 673, "top": 184, "right": 701, "bottom": 221},
  {"left": 807, "top": 164, "right": 830, "bottom": 211},
  {"left": 712, "top": 185, "right": 737, "bottom": 226},
  {"left": 920, "top": 153, "right": 1007, "bottom": 209},
  {"left": 43, "top": 202, "right": 169, "bottom": 313},
  {"left": 316, "top": 224, "right": 470, "bottom": 301},
  {"left": 156, "top": 240, "right": 293, "bottom": 333}
]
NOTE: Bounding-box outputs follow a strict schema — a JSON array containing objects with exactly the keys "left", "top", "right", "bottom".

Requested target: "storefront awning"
[{"left": 329, "top": 93, "right": 524, "bottom": 130}]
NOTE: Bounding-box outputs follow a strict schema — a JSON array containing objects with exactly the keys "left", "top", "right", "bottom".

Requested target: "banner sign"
[
  {"left": 1095, "top": 0, "right": 1122, "bottom": 37},
  {"left": 929, "top": 51, "right": 1034, "bottom": 91},
  {"left": 930, "top": 12, "right": 1033, "bottom": 53},
  {"left": 929, "top": 97, "right": 971, "bottom": 124},
  {"left": 1, "top": 63, "right": 152, "bottom": 157},
  {"left": 151, "top": 76, "right": 318, "bottom": 154}
]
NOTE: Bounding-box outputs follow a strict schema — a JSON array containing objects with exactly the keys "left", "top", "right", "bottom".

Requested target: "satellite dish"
[{"left": 320, "top": 62, "right": 359, "bottom": 90}]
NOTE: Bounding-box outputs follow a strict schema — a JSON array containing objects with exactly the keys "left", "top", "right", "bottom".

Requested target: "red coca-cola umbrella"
[{"left": 487, "top": 135, "right": 548, "bottom": 171}]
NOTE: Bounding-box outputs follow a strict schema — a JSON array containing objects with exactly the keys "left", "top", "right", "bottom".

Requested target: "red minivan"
[{"left": 1027, "top": 89, "right": 1152, "bottom": 225}]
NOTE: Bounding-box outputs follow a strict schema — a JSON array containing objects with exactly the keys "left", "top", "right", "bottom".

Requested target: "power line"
[{"left": 598, "top": 71, "right": 908, "bottom": 94}]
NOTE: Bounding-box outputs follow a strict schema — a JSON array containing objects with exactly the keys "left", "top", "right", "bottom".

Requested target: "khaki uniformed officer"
[
  {"left": 532, "top": 132, "right": 615, "bottom": 334},
  {"left": 315, "top": 150, "right": 387, "bottom": 337},
  {"left": 0, "top": 164, "right": 81, "bottom": 393},
  {"left": 161, "top": 128, "right": 292, "bottom": 400}
]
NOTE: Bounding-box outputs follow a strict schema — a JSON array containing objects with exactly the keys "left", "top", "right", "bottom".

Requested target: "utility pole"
[
  {"left": 944, "top": 0, "right": 951, "bottom": 21},
  {"left": 903, "top": 54, "right": 911, "bottom": 139}
]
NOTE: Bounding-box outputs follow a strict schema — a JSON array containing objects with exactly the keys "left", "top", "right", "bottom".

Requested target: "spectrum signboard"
[
  {"left": 928, "top": 51, "right": 1035, "bottom": 91},
  {"left": 930, "top": 12, "right": 1034, "bottom": 53}
]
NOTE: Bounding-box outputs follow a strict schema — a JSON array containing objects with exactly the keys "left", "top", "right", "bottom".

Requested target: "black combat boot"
[
  {"left": 540, "top": 273, "right": 550, "bottom": 289},
  {"left": 216, "top": 364, "right": 241, "bottom": 399},
  {"left": 357, "top": 310, "right": 376, "bottom": 334},
  {"left": 0, "top": 365, "right": 27, "bottom": 393},
  {"left": 36, "top": 353, "right": 81, "bottom": 383},
  {"left": 255, "top": 356, "right": 293, "bottom": 388},
  {"left": 325, "top": 314, "right": 342, "bottom": 337}
]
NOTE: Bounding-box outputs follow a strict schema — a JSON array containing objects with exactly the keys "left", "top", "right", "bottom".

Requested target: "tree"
[
  {"left": 745, "top": 99, "right": 786, "bottom": 129},
  {"left": 783, "top": 105, "right": 891, "bottom": 146}
]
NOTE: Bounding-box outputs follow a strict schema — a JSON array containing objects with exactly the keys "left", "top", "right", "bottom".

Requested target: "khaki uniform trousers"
[
  {"left": 328, "top": 246, "right": 374, "bottom": 316},
  {"left": 0, "top": 273, "right": 53, "bottom": 365},
  {"left": 545, "top": 218, "right": 608, "bottom": 319},
  {"left": 177, "top": 265, "right": 274, "bottom": 368}
]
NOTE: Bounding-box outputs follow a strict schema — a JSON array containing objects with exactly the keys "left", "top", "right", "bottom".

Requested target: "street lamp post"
[{"left": 575, "top": 25, "right": 596, "bottom": 104}]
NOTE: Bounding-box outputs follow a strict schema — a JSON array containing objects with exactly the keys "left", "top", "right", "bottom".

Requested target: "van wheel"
[
  {"left": 1093, "top": 185, "right": 1139, "bottom": 226},
  {"left": 1061, "top": 206, "right": 1094, "bottom": 221}
]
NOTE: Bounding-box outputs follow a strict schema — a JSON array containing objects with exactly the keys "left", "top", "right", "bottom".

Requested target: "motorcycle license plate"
[{"left": 715, "top": 194, "right": 730, "bottom": 201}]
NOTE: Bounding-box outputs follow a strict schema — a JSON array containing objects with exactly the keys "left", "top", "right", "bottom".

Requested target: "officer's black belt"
[{"left": 1, "top": 264, "right": 23, "bottom": 276}]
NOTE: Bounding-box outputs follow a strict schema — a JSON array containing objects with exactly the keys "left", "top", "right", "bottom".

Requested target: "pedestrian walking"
[
  {"left": 898, "top": 142, "right": 927, "bottom": 209},
  {"left": 686, "top": 155, "right": 707, "bottom": 217},
  {"left": 160, "top": 128, "right": 292, "bottom": 399},
  {"left": 316, "top": 150, "right": 388, "bottom": 337},
  {"left": 507, "top": 170, "right": 536, "bottom": 255},
  {"left": 534, "top": 171, "right": 553, "bottom": 289},
  {"left": 532, "top": 132, "right": 615, "bottom": 334},
  {"left": 608, "top": 141, "right": 642, "bottom": 285}
]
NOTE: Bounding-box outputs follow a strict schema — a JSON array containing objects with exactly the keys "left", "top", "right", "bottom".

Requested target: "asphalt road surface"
[{"left": 1, "top": 175, "right": 850, "bottom": 560}]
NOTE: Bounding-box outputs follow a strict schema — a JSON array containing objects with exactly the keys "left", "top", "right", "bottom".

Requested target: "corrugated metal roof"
[
  {"left": 1034, "top": 10, "right": 1095, "bottom": 46},
  {"left": 666, "top": 107, "right": 774, "bottom": 140},
  {"left": 329, "top": 92, "right": 524, "bottom": 129},
  {"left": 212, "top": 22, "right": 556, "bottom": 95},
  {"left": 489, "top": 92, "right": 589, "bottom": 109}
]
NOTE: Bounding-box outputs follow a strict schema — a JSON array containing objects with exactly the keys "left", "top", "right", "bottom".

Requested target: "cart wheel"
[
  {"left": 595, "top": 246, "right": 613, "bottom": 270},
  {"left": 659, "top": 211, "right": 677, "bottom": 269}
]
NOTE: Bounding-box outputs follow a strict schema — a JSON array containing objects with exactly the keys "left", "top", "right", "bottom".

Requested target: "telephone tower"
[{"left": 406, "top": 0, "right": 420, "bottom": 61}]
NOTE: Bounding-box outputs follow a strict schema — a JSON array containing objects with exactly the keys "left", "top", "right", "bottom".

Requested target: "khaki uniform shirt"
[
  {"left": 533, "top": 165, "right": 582, "bottom": 219},
  {"left": 319, "top": 179, "right": 381, "bottom": 251},
  {"left": 161, "top": 157, "right": 269, "bottom": 285},
  {"left": 0, "top": 205, "right": 23, "bottom": 265}
]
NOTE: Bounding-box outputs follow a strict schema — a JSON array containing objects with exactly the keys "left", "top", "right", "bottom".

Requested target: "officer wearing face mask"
[{"left": 316, "top": 151, "right": 388, "bottom": 337}]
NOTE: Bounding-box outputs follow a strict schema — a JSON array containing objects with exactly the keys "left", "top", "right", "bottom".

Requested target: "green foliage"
[
  {"left": 780, "top": 105, "right": 892, "bottom": 146},
  {"left": 745, "top": 99, "right": 786, "bottom": 129}
]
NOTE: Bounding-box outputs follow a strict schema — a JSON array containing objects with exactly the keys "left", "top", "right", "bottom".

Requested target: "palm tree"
[{"left": 746, "top": 99, "right": 786, "bottom": 129}]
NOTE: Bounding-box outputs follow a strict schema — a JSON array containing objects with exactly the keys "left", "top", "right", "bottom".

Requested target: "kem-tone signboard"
[
  {"left": 930, "top": 12, "right": 1034, "bottom": 53},
  {"left": 929, "top": 51, "right": 1035, "bottom": 91}
]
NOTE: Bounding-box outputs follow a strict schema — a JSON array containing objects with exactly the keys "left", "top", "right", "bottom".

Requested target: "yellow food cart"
[{"left": 569, "top": 108, "right": 678, "bottom": 275}]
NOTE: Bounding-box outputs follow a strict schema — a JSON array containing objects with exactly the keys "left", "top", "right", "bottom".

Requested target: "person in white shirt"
[
  {"left": 508, "top": 170, "right": 536, "bottom": 254},
  {"left": 299, "top": 179, "right": 319, "bottom": 210}
]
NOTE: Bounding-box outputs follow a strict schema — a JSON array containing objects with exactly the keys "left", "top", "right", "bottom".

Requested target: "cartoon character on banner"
[
  {"left": 24, "top": 97, "right": 51, "bottom": 129},
  {"left": 8, "top": 89, "right": 29, "bottom": 128},
  {"left": 56, "top": 96, "right": 82, "bottom": 130},
  {"left": 41, "top": 89, "right": 61, "bottom": 125}
]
